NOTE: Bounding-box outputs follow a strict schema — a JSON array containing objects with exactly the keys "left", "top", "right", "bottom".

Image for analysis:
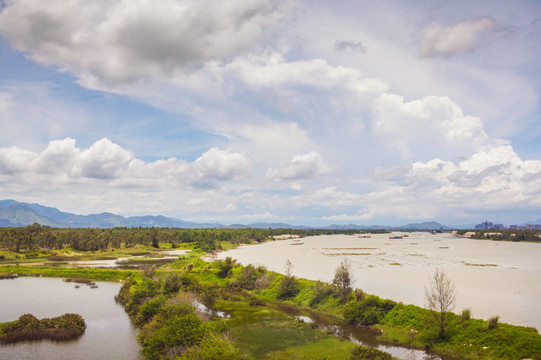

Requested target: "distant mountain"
[
  {"left": 0, "top": 200, "right": 222, "bottom": 228},
  {"left": 398, "top": 221, "right": 450, "bottom": 230},
  {"left": 0, "top": 199, "right": 463, "bottom": 230}
]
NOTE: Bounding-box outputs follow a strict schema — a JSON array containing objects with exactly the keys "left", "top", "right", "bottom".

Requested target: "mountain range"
[{"left": 0, "top": 199, "right": 459, "bottom": 230}]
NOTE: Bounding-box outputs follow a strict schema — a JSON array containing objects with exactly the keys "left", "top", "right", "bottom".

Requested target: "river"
[
  {"left": 218, "top": 233, "right": 541, "bottom": 330},
  {"left": 0, "top": 277, "right": 142, "bottom": 360}
]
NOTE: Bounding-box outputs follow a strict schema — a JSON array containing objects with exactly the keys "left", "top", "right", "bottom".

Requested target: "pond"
[
  {"left": 0, "top": 277, "right": 142, "bottom": 360},
  {"left": 218, "top": 233, "right": 541, "bottom": 331}
]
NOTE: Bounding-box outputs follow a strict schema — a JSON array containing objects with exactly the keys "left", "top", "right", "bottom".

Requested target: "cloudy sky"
[{"left": 0, "top": 0, "right": 540, "bottom": 226}]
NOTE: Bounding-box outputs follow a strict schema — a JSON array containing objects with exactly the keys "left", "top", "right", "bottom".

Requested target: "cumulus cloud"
[
  {"left": 192, "top": 147, "right": 252, "bottom": 181},
  {"left": 373, "top": 145, "right": 541, "bottom": 208},
  {"left": 0, "top": 138, "right": 250, "bottom": 186},
  {"left": 0, "top": 0, "right": 290, "bottom": 83},
  {"left": 419, "top": 17, "right": 501, "bottom": 57},
  {"left": 372, "top": 93, "right": 488, "bottom": 157},
  {"left": 267, "top": 151, "right": 332, "bottom": 180}
]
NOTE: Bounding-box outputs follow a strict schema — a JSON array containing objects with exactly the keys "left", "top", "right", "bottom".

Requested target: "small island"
[{"left": 0, "top": 313, "right": 86, "bottom": 344}]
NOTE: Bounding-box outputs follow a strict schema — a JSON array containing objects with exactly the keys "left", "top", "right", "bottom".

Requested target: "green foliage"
[
  {"left": 177, "top": 334, "right": 244, "bottom": 360},
  {"left": 0, "top": 313, "right": 86, "bottom": 343},
  {"left": 332, "top": 259, "right": 354, "bottom": 303},
  {"left": 138, "top": 304, "right": 204, "bottom": 360},
  {"left": 233, "top": 264, "right": 264, "bottom": 290},
  {"left": 136, "top": 296, "right": 167, "bottom": 326},
  {"left": 277, "top": 275, "right": 300, "bottom": 300},
  {"left": 216, "top": 257, "right": 235, "bottom": 278},
  {"left": 487, "top": 315, "right": 499, "bottom": 330},
  {"left": 309, "top": 281, "right": 334, "bottom": 307},
  {"left": 460, "top": 308, "right": 471, "bottom": 322},
  {"left": 350, "top": 345, "right": 393, "bottom": 360},
  {"left": 344, "top": 296, "right": 396, "bottom": 325},
  {"left": 162, "top": 271, "right": 183, "bottom": 295}
]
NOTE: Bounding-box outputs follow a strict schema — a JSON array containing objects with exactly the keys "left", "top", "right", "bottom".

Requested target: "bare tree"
[
  {"left": 425, "top": 268, "right": 456, "bottom": 339},
  {"left": 333, "top": 259, "right": 355, "bottom": 303}
]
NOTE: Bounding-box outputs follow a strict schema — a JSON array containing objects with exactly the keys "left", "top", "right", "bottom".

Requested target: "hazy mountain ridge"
[{"left": 0, "top": 200, "right": 463, "bottom": 229}]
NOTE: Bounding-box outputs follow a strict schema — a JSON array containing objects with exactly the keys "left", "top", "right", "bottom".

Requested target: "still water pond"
[
  {"left": 0, "top": 277, "right": 141, "bottom": 360},
  {"left": 219, "top": 233, "right": 541, "bottom": 330}
]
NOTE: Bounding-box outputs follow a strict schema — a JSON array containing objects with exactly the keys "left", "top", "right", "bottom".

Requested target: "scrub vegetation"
[
  {"left": 1, "top": 228, "right": 540, "bottom": 359},
  {"left": 0, "top": 313, "right": 86, "bottom": 343}
]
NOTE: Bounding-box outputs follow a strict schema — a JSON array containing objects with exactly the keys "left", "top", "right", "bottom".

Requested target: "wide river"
[
  {"left": 0, "top": 277, "right": 142, "bottom": 360},
  {"left": 218, "top": 233, "right": 541, "bottom": 330}
]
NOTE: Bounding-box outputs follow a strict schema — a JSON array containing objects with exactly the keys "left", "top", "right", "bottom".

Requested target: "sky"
[{"left": 0, "top": 0, "right": 540, "bottom": 226}]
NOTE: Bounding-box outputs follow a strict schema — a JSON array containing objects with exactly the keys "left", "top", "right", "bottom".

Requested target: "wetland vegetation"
[
  {"left": 1, "top": 227, "right": 540, "bottom": 359},
  {"left": 0, "top": 313, "right": 86, "bottom": 344}
]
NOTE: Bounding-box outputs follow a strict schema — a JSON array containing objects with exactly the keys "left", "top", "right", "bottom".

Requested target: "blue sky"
[{"left": 0, "top": 0, "right": 540, "bottom": 226}]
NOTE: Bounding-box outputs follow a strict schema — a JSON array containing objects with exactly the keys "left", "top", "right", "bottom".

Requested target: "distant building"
[
  {"left": 474, "top": 221, "right": 507, "bottom": 230},
  {"left": 475, "top": 221, "right": 493, "bottom": 230}
]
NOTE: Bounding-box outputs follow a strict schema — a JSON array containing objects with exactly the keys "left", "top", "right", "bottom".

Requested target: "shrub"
[
  {"left": 310, "top": 281, "right": 334, "bottom": 307},
  {"left": 163, "top": 272, "right": 183, "bottom": 295},
  {"left": 460, "top": 308, "right": 471, "bottom": 322},
  {"left": 343, "top": 296, "right": 396, "bottom": 325},
  {"left": 138, "top": 304, "right": 203, "bottom": 360},
  {"left": 136, "top": 296, "right": 167, "bottom": 326},
  {"left": 277, "top": 275, "right": 300, "bottom": 300},
  {"left": 216, "top": 257, "right": 235, "bottom": 278},
  {"left": 354, "top": 288, "right": 365, "bottom": 302},
  {"left": 487, "top": 315, "right": 499, "bottom": 330},
  {"left": 350, "top": 345, "right": 392, "bottom": 360}
]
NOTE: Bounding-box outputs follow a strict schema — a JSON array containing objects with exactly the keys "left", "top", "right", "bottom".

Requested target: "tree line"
[{"left": 0, "top": 224, "right": 383, "bottom": 252}]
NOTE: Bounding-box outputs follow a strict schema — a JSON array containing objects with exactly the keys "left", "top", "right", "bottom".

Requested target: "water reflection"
[
  {"left": 275, "top": 302, "right": 444, "bottom": 360},
  {"left": 0, "top": 277, "right": 142, "bottom": 360}
]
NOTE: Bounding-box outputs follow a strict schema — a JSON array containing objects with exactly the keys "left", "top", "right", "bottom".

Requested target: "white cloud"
[
  {"left": 418, "top": 18, "right": 501, "bottom": 58},
  {"left": 371, "top": 145, "right": 541, "bottom": 213},
  {"left": 0, "top": 0, "right": 290, "bottom": 83},
  {"left": 192, "top": 147, "right": 251, "bottom": 181},
  {"left": 0, "top": 138, "right": 250, "bottom": 186},
  {"left": 267, "top": 151, "right": 332, "bottom": 180}
]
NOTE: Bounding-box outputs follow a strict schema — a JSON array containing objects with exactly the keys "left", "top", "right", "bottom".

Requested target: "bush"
[
  {"left": 310, "top": 281, "right": 334, "bottom": 307},
  {"left": 136, "top": 296, "right": 167, "bottom": 326},
  {"left": 138, "top": 304, "right": 203, "bottom": 359},
  {"left": 460, "top": 308, "right": 471, "bottom": 322},
  {"left": 216, "top": 257, "right": 235, "bottom": 278},
  {"left": 163, "top": 272, "right": 183, "bottom": 295},
  {"left": 343, "top": 296, "right": 396, "bottom": 325},
  {"left": 350, "top": 345, "right": 392, "bottom": 360},
  {"left": 277, "top": 275, "right": 300, "bottom": 300},
  {"left": 487, "top": 315, "right": 499, "bottom": 330}
]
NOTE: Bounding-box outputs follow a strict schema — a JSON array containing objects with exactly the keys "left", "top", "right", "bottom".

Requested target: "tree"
[
  {"left": 277, "top": 259, "right": 299, "bottom": 299},
  {"left": 333, "top": 259, "right": 354, "bottom": 303},
  {"left": 425, "top": 268, "right": 456, "bottom": 339}
]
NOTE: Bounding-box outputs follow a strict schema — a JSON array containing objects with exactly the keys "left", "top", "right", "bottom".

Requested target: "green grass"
[
  {"left": 0, "top": 265, "right": 139, "bottom": 282},
  {"left": 379, "top": 304, "right": 541, "bottom": 360},
  {"left": 264, "top": 337, "right": 357, "bottom": 360},
  {"left": 211, "top": 300, "right": 355, "bottom": 359}
]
